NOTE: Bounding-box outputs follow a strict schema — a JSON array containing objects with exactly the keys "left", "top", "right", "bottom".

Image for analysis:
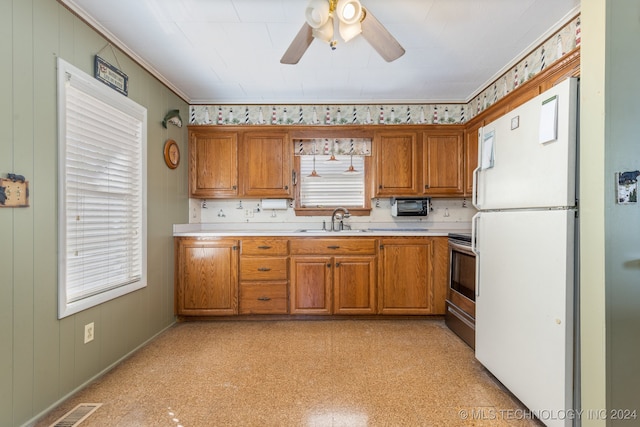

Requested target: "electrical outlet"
[
  {"left": 84, "top": 322, "right": 95, "bottom": 344},
  {"left": 244, "top": 208, "right": 254, "bottom": 218}
]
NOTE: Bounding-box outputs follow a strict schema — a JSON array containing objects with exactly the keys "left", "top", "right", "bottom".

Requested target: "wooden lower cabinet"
[
  {"left": 290, "top": 256, "right": 332, "bottom": 314},
  {"left": 239, "top": 237, "right": 289, "bottom": 314},
  {"left": 175, "top": 238, "right": 239, "bottom": 316},
  {"left": 289, "top": 238, "right": 377, "bottom": 315},
  {"left": 333, "top": 256, "right": 377, "bottom": 315},
  {"left": 175, "top": 235, "right": 447, "bottom": 318},
  {"left": 239, "top": 282, "right": 288, "bottom": 314},
  {"left": 289, "top": 255, "right": 377, "bottom": 315},
  {"left": 378, "top": 237, "right": 448, "bottom": 315}
]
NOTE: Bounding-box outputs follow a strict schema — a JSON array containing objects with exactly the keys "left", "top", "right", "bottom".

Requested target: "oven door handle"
[{"left": 472, "top": 212, "right": 481, "bottom": 297}]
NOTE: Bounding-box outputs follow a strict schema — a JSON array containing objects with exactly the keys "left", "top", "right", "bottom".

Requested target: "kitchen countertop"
[{"left": 173, "top": 222, "right": 471, "bottom": 237}]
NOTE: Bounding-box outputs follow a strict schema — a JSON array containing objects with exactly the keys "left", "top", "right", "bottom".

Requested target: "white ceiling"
[{"left": 61, "top": 0, "right": 580, "bottom": 104}]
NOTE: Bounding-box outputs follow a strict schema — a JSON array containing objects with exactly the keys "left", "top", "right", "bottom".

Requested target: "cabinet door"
[
  {"left": 464, "top": 122, "right": 481, "bottom": 196},
  {"left": 333, "top": 256, "right": 377, "bottom": 315},
  {"left": 290, "top": 256, "right": 332, "bottom": 314},
  {"left": 422, "top": 131, "right": 464, "bottom": 196},
  {"left": 241, "top": 132, "right": 292, "bottom": 198},
  {"left": 378, "top": 238, "right": 434, "bottom": 315},
  {"left": 189, "top": 130, "right": 238, "bottom": 198},
  {"left": 375, "top": 131, "right": 420, "bottom": 196},
  {"left": 175, "top": 238, "right": 239, "bottom": 316}
]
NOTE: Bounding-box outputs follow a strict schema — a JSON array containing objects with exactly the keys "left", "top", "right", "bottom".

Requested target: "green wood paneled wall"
[{"left": 0, "top": 1, "right": 188, "bottom": 425}]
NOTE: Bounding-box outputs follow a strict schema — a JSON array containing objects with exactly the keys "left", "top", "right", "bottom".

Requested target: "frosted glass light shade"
[
  {"left": 336, "top": 0, "right": 362, "bottom": 25},
  {"left": 339, "top": 21, "right": 362, "bottom": 42},
  {"left": 305, "top": 0, "right": 331, "bottom": 28},
  {"left": 312, "top": 17, "right": 334, "bottom": 43}
]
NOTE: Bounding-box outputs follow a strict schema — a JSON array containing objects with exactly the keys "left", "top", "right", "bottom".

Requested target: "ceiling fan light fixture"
[
  {"left": 305, "top": 0, "right": 331, "bottom": 28},
  {"left": 339, "top": 21, "right": 362, "bottom": 42},
  {"left": 336, "top": 0, "right": 362, "bottom": 25},
  {"left": 312, "top": 16, "right": 334, "bottom": 43},
  {"left": 282, "top": 0, "right": 404, "bottom": 64}
]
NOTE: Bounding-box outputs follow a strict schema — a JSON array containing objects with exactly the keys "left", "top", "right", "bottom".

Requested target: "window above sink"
[{"left": 293, "top": 137, "right": 373, "bottom": 217}]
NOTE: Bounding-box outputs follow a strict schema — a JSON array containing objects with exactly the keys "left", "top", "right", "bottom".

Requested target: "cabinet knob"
[
  {"left": 257, "top": 296, "right": 271, "bottom": 301},
  {"left": 232, "top": 185, "right": 237, "bottom": 190},
  {"left": 257, "top": 267, "right": 271, "bottom": 272},
  {"left": 257, "top": 245, "right": 272, "bottom": 250},
  {"left": 335, "top": 262, "right": 341, "bottom": 267},
  {"left": 327, "top": 245, "right": 340, "bottom": 249},
  {"left": 284, "top": 185, "right": 289, "bottom": 190},
  {"left": 378, "top": 185, "right": 382, "bottom": 189},
  {"left": 424, "top": 184, "right": 429, "bottom": 189},
  {"left": 327, "top": 263, "right": 331, "bottom": 268}
]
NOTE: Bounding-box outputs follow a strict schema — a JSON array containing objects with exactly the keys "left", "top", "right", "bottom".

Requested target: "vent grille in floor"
[{"left": 49, "top": 403, "right": 103, "bottom": 427}]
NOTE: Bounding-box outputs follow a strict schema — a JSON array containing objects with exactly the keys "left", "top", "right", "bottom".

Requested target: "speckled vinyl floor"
[{"left": 36, "top": 319, "right": 544, "bottom": 427}]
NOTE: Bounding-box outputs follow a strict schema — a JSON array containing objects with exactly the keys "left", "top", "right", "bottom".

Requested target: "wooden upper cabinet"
[
  {"left": 463, "top": 121, "right": 481, "bottom": 196},
  {"left": 375, "top": 131, "right": 420, "bottom": 196},
  {"left": 422, "top": 130, "right": 464, "bottom": 196},
  {"left": 189, "top": 129, "right": 238, "bottom": 198},
  {"left": 241, "top": 131, "right": 292, "bottom": 198},
  {"left": 188, "top": 127, "right": 292, "bottom": 199}
]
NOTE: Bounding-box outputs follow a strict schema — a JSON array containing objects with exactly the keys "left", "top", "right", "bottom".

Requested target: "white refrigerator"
[{"left": 472, "top": 77, "right": 578, "bottom": 427}]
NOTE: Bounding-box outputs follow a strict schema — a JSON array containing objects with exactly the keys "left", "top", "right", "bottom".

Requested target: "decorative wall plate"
[{"left": 163, "top": 139, "right": 180, "bottom": 169}]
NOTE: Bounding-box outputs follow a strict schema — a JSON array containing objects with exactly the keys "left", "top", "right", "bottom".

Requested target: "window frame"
[
  {"left": 57, "top": 57, "right": 147, "bottom": 318},
  {"left": 293, "top": 154, "right": 372, "bottom": 216}
]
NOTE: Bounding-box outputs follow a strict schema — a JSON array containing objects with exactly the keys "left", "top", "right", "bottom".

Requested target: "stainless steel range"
[{"left": 445, "top": 233, "right": 476, "bottom": 349}]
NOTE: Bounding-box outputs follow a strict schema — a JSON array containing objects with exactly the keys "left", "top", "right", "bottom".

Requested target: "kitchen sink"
[
  {"left": 367, "top": 228, "right": 429, "bottom": 232},
  {"left": 296, "top": 228, "right": 369, "bottom": 233}
]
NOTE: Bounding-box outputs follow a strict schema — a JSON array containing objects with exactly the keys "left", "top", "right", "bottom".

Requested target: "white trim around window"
[{"left": 57, "top": 57, "right": 147, "bottom": 319}]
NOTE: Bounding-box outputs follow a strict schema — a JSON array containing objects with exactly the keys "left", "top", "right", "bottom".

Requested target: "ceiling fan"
[{"left": 281, "top": 0, "right": 405, "bottom": 64}]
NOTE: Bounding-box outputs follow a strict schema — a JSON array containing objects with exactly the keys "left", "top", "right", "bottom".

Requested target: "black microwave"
[{"left": 391, "top": 197, "right": 431, "bottom": 217}]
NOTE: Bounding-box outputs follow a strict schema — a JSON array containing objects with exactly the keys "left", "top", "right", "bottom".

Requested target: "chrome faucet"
[{"left": 330, "top": 207, "right": 351, "bottom": 231}]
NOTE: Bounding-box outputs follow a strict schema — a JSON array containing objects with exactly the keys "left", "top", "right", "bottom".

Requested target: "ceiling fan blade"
[
  {"left": 361, "top": 8, "right": 405, "bottom": 62},
  {"left": 281, "top": 23, "right": 314, "bottom": 64}
]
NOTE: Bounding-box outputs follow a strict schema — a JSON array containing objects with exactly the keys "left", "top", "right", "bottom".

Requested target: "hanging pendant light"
[{"left": 343, "top": 153, "right": 358, "bottom": 174}]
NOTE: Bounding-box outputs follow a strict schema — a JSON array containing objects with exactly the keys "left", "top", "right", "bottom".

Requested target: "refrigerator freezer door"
[
  {"left": 474, "top": 78, "right": 577, "bottom": 211},
  {"left": 474, "top": 209, "right": 574, "bottom": 427}
]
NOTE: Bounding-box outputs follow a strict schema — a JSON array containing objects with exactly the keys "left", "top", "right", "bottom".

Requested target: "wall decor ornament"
[
  {"left": 163, "top": 139, "right": 180, "bottom": 169},
  {"left": 162, "top": 109, "right": 182, "bottom": 128}
]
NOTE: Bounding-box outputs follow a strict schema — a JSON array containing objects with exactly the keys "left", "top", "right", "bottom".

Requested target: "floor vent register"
[{"left": 48, "top": 403, "right": 103, "bottom": 427}]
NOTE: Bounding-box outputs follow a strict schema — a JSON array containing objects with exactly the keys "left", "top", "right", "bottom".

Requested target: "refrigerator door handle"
[
  {"left": 472, "top": 166, "right": 481, "bottom": 209},
  {"left": 471, "top": 212, "right": 481, "bottom": 297},
  {"left": 472, "top": 126, "right": 482, "bottom": 210},
  {"left": 471, "top": 212, "right": 480, "bottom": 256}
]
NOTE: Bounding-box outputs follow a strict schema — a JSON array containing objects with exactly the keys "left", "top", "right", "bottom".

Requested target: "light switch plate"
[{"left": 0, "top": 178, "right": 29, "bottom": 207}]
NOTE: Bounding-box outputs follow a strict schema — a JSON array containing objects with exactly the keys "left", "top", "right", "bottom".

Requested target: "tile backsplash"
[{"left": 189, "top": 197, "right": 476, "bottom": 227}]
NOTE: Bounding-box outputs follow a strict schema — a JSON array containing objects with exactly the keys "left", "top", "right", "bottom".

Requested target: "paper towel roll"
[{"left": 261, "top": 199, "right": 289, "bottom": 210}]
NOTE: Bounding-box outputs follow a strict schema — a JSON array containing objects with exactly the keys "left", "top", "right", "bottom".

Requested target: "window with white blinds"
[
  {"left": 299, "top": 155, "right": 365, "bottom": 207},
  {"left": 57, "top": 58, "right": 147, "bottom": 319}
]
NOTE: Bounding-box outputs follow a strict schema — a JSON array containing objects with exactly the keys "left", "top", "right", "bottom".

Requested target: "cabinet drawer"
[
  {"left": 240, "top": 257, "right": 288, "bottom": 280},
  {"left": 241, "top": 238, "right": 289, "bottom": 256},
  {"left": 290, "top": 238, "right": 377, "bottom": 255},
  {"left": 239, "top": 282, "right": 288, "bottom": 314}
]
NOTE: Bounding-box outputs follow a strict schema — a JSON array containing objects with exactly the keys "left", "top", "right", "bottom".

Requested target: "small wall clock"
[{"left": 163, "top": 139, "right": 180, "bottom": 169}]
